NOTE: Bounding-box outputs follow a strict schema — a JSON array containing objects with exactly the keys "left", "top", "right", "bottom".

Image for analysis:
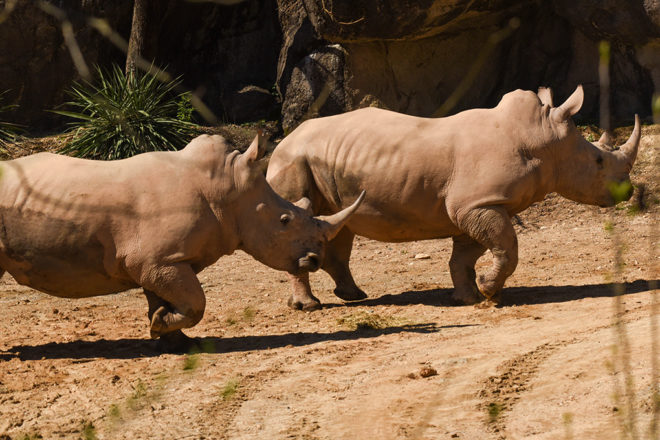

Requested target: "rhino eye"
[
  {"left": 280, "top": 214, "right": 291, "bottom": 225},
  {"left": 596, "top": 155, "right": 603, "bottom": 168}
]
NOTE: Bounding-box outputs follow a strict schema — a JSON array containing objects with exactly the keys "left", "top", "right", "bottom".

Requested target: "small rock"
[
  {"left": 414, "top": 253, "right": 431, "bottom": 260},
  {"left": 419, "top": 366, "right": 438, "bottom": 378}
]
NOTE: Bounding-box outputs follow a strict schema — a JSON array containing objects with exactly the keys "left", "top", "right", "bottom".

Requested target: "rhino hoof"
[
  {"left": 287, "top": 295, "right": 322, "bottom": 312},
  {"left": 333, "top": 287, "right": 368, "bottom": 302},
  {"left": 451, "top": 288, "right": 483, "bottom": 306}
]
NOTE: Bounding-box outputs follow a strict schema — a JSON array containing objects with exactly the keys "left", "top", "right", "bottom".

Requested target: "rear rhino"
[
  {"left": 0, "top": 133, "right": 363, "bottom": 350},
  {"left": 266, "top": 85, "right": 640, "bottom": 310}
]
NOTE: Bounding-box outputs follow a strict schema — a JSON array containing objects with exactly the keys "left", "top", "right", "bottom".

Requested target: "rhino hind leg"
[
  {"left": 137, "top": 263, "right": 206, "bottom": 340},
  {"left": 456, "top": 206, "right": 519, "bottom": 303},
  {"left": 322, "top": 227, "right": 367, "bottom": 301},
  {"left": 449, "top": 235, "right": 487, "bottom": 305}
]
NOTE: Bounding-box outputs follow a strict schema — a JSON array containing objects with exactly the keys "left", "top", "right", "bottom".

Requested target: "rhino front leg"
[
  {"left": 449, "top": 235, "right": 487, "bottom": 305},
  {"left": 322, "top": 227, "right": 367, "bottom": 301},
  {"left": 456, "top": 206, "right": 518, "bottom": 302},
  {"left": 287, "top": 272, "right": 322, "bottom": 311},
  {"left": 136, "top": 263, "right": 206, "bottom": 339},
  {"left": 144, "top": 289, "right": 198, "bottom": 352}
]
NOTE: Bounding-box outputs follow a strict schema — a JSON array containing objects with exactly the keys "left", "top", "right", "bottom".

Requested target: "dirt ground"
[{"left": 0, "top": 129, "right": 658, "bottom": 440}]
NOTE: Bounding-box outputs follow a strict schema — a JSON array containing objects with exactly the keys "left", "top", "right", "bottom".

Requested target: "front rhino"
[
  {"left": 266, "top": 85, "right": 641, "bottom": 310},
  {"left": 0, "top": 133, "right": 363, "bottom": 351}
]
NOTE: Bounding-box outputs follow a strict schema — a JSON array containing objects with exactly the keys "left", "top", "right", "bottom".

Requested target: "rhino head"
[
  {"left": 538, "top": 85, "right": 640, "bottom": 207},
  {"left": 233, "top": 133, "right": 364, "bottom": 274}
]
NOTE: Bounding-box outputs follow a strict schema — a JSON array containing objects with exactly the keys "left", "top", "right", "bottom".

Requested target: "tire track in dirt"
[
  {"left": 476, "top": 300, "right": 653, "bottom": 440},
  {"left": 478, "top": 342, "right": 563, "bottom": 438}
]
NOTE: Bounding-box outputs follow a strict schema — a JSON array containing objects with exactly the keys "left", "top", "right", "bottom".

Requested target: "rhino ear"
[
  {"left": 243, "top": 130, "right": 268, "bottom": 163},
  {"left": 537, "top": 87, "right": 554, "bottom": 107},
  {"left": 293, "top": 197, "right": 314, "bottom": 214},
  {"left": 553, "top": 85, "right": 584, "bottom": 122}
]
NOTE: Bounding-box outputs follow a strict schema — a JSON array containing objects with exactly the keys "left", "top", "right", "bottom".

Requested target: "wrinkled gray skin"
[
  {"left": 0, "top": 134, "right": 363, "bottom": 350},
  {"left": 267, "top": 86, "right": 640, "bottom": 311}
]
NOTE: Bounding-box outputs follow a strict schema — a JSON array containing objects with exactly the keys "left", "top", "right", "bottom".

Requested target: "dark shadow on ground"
[
  {"left": 326, "top": 279, "right": 657, "bottom": 308},
  {"left": 0, "top": 322, "right": 475, "bottom": 361}
]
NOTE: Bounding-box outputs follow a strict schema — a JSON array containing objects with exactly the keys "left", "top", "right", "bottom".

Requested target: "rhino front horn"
[
  {"left": 317, "top": 191, "right": 366, "bottom": 241},
  {"left": 618, "top": 114, "right": 641, "bottom": 165}
]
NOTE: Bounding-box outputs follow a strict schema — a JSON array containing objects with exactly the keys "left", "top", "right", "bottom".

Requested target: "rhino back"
[{"left": 0, "top": 151, "right": 228, "bottom": 297}]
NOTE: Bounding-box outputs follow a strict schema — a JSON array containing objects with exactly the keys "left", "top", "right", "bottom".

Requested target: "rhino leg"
[
  {"left": 449, "top": 235, "right": 487, "bottom": 305},
  {"left": 287, "top": 272, "right": 322, "bottom": 311},
  {"left": 144, "top": 289, "right": 199, "bottom": 352},
  {"left": 136, "top": 263, "right": 206, "bottom": 339},
  {"left": 322, "top": 227, "right": 367, "bottom": 301},
  {"left": 456, "top": 206, "right": 518, "bottom": 302}
]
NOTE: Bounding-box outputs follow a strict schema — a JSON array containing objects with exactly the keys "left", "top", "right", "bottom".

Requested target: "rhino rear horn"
[
  {"left": 537, "top": 87, "right": 554, "bottom": 107},
  {"left": 618, "top": 114, "right": 641, "bottom": 165},
  {"left": 317, "top": 191, "right": 366, "bottom": 241},
  {"left": 553, "top": 85, "right": 584, "bottom": 122}
]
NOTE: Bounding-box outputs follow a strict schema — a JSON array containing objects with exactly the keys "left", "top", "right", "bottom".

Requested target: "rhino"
[
  {"left": 266, "top": 85, "right": 640, "bottom": 311},
  {"left": 0, "top": 133, "right": 364, "bottom": 350}
]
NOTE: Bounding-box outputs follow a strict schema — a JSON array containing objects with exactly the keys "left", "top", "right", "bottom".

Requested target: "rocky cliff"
[{"left": 0, "top": 0, "right": 658, "bottom": 132}]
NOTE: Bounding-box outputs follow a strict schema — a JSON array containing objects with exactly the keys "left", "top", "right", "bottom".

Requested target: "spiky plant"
[
  {"left": 0, "top": 91, "right": 21, "bottom": 146},
  {"left": 55, "top": 65, "right": 199, "bottom": 160}
]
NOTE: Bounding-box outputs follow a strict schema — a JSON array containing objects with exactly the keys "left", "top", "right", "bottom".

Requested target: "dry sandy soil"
[{"left": 0, "top": 128, "right": 658, "bottom": 440}]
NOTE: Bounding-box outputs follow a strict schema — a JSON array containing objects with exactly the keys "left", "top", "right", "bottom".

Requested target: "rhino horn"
[
  {"left": 553, "top": 85, "right": 584, "bottom": 122},
  {"left": 618, "top": 114, "right": 641, "bottom": 165},
  {"left": 317, "top": 191, "right": 366, "bottom": 241},
  {"left": 537, "top": 87, "right": 554, "bottom": 107}
]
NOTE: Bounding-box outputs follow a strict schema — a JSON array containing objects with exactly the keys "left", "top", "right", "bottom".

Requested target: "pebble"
[{"left": 414, "top": 253, "right": 431, "bottom": 260}]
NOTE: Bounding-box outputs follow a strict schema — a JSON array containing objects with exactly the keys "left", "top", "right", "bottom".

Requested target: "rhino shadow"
[
  {"left": 0, "top": 322, "right": 462, "bottom": 360},
  {"left": 332, "top": 279, "right": 657, "bottom": 308}
]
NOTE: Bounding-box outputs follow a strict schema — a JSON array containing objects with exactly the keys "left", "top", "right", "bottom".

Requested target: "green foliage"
[
  {"left": 608, "top": 181, "right": 633, "bottom": 204},
  {"left": 18, "top": 434, "right": 43, "bottom": 440},
  {"left": 337, "top": 311, "right": 409, "bottom": 331},
  {"left": 183, "top": 352, "right": 200, "bottom": 371},
  {"left": 54, "top": 65, "right": 199, "bottom": 160},
  {"left": 487, "top": 401, "right": 503, "bottom": 423},
  {"left": 0, "top": 91, "right": 21, "bottom": 145},
  {"left": 219, "top": 379, "right": 239, "bottom": 400},
  {"left": 176, "top": 91, "right": 194, "bottom": 123},
  {"left": 81, "top": 421, "right": 97, "bottom": 440}
]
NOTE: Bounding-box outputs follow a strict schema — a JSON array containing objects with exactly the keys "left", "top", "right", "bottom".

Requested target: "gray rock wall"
[
  {"left": 0, "top": 0, "right": 659, "bottom": 132},
  {"left": 279, "top": 0, "right": 660, "bottom": 132}
]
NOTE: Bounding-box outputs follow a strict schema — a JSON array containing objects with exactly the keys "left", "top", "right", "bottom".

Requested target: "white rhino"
[
  {"left": 0, "top": 133, "right": 363, "bottom": 350},
  {"left": 266, "top": 86, "right": 640, "bottom": 310}
]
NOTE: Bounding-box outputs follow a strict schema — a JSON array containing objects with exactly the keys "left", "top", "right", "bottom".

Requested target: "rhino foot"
[
  {"left": 333, "top": 286, "right": 367, "bottom": 302},
  {"left": 155, "top": 330, "right": 200, "bottom": 353},
  {"left": 476, "top": 275, "right": 503, "bottom": 305},
  {"left": 451, "top": 285, "right": 484, "bottom": 306},
  {"left": 287, "top": 294, "right": 322, "bottom": 312}
]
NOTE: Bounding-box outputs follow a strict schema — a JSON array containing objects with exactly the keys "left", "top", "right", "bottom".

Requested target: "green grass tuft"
[
  {"left": 337, "top": 311, "right": 409, "bottom": 331},
  {"left": 220, "top": 379, "right": 240, "bottom": 401}
]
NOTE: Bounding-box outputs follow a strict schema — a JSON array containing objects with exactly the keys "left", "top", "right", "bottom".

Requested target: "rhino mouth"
[{"left": 297, "top": 252, "right": 321, "bottom": 272}]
